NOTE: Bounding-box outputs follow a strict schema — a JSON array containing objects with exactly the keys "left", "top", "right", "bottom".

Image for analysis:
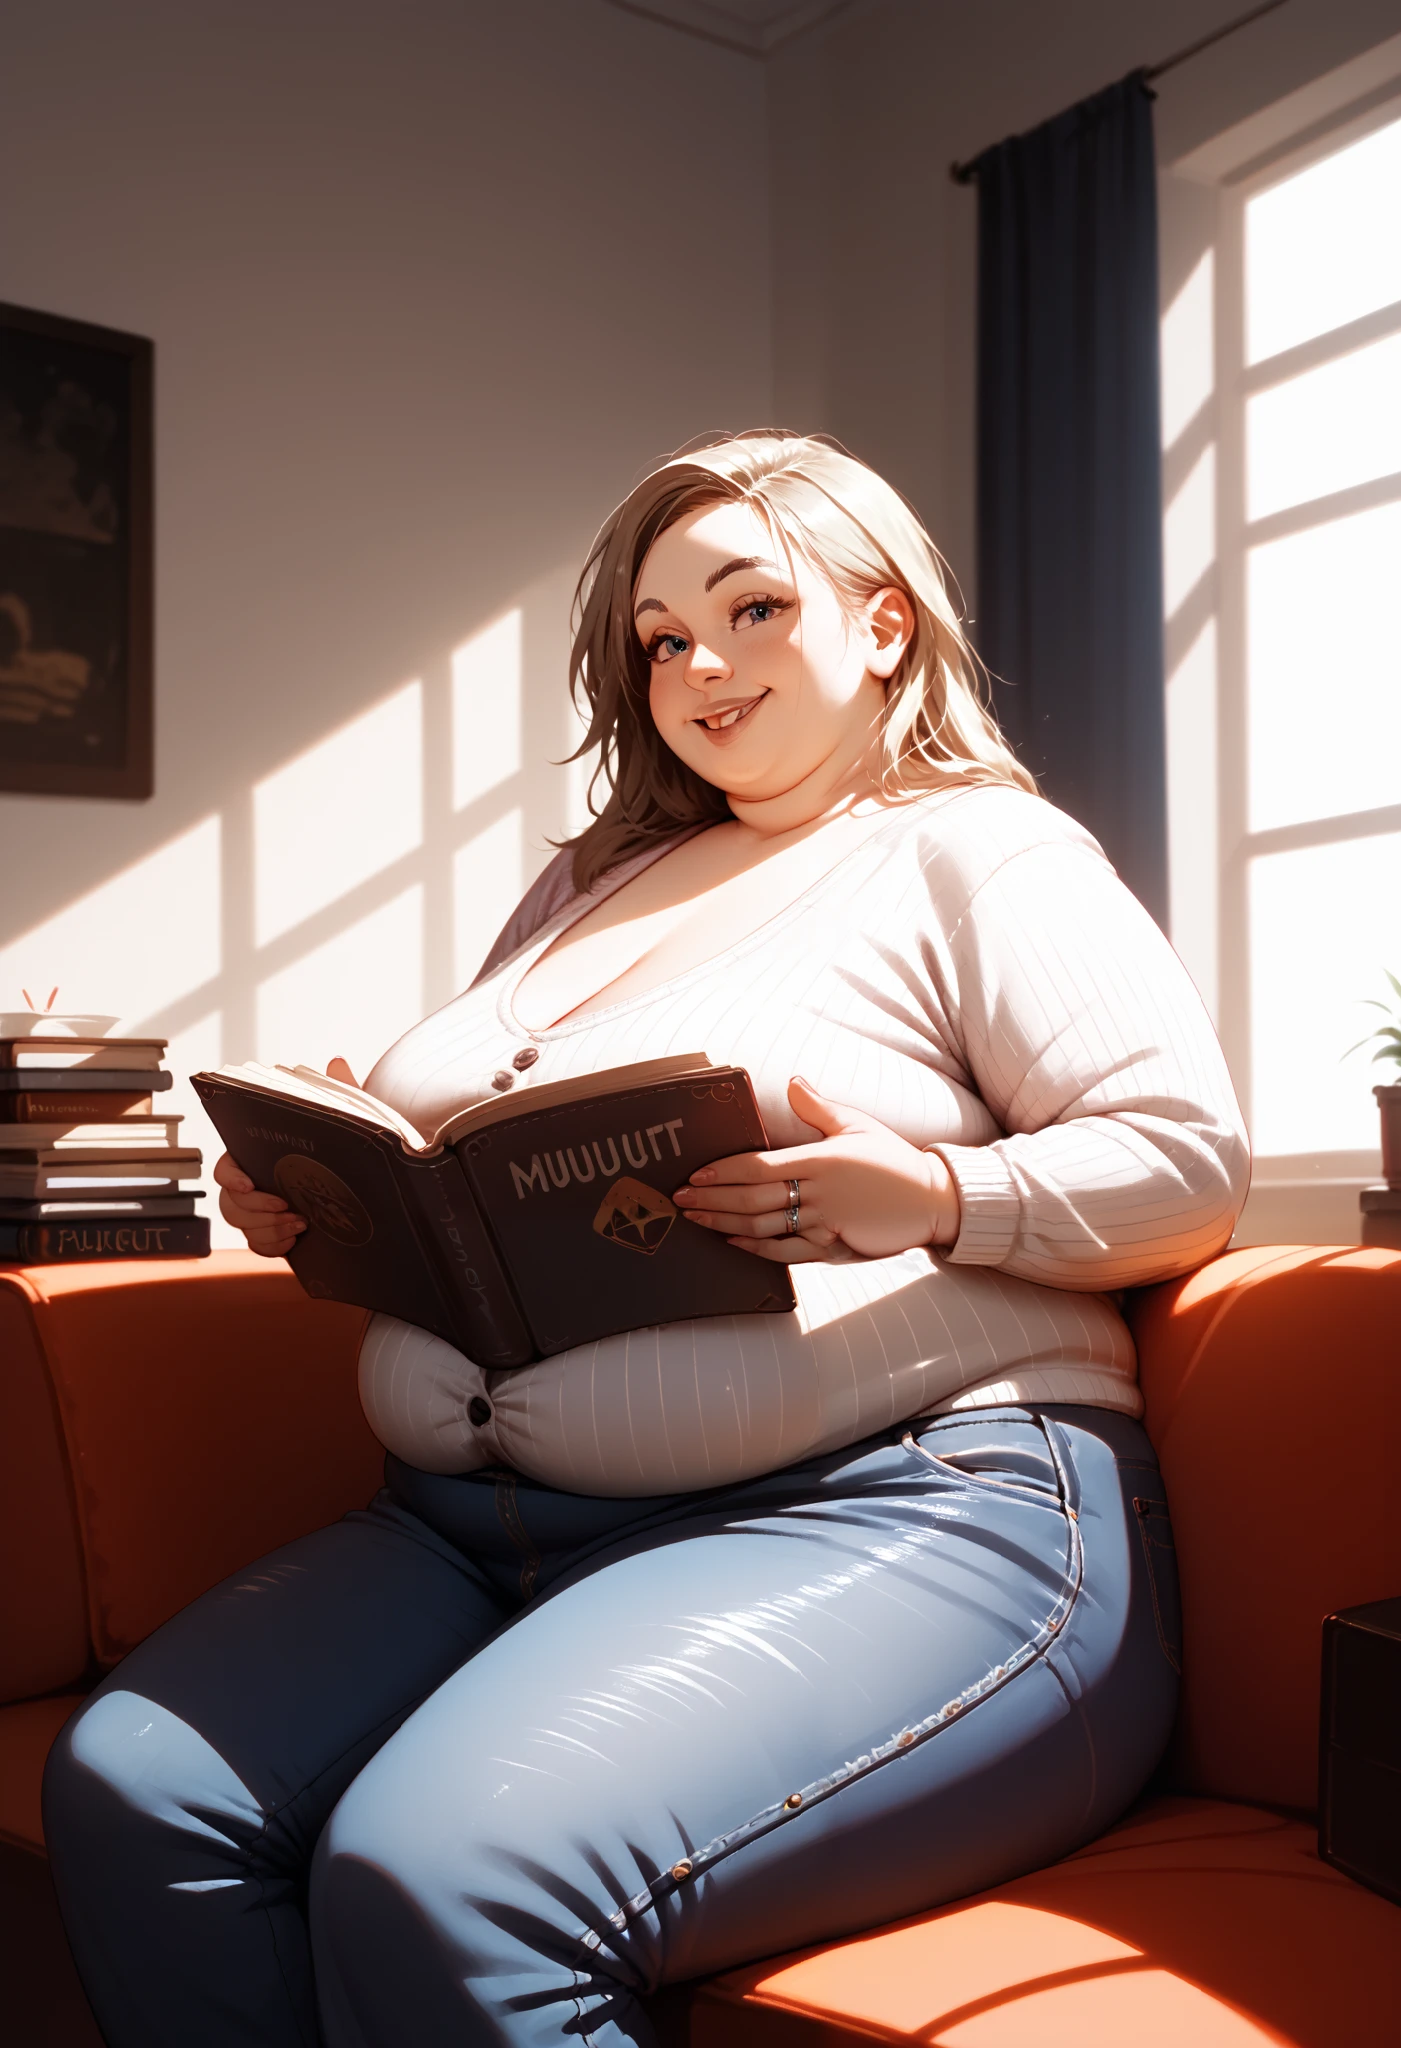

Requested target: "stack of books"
[{"left": 0, "top": 1012, "right": 209, "bottom": 1263}]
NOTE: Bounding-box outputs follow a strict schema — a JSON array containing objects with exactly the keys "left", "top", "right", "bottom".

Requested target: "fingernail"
[{"left": 690, "top": 1168, "right": 715, "bottom": 1185}]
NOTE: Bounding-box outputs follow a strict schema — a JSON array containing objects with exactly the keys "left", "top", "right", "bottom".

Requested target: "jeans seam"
[
  {"left": 572, "top": 1413, "right": 1086, "bottom": 1963},
  {"left": 1133, "top": 1498, "right": 1182, "bottom": 1675},
  {"left": 495, "top": 1473, "right": 542, "bottom": 1599}
]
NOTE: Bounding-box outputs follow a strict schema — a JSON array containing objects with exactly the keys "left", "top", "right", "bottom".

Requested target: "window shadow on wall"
[{"left": 0, "top": 565, "right": 589, "bottom": 1243}]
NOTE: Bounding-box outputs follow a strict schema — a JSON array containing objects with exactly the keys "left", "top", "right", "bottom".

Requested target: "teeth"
[{"left": 702, "top": 703, "right": 752, "bottom": 730}]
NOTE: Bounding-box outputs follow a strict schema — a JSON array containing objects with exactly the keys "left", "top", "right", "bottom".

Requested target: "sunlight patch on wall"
[
  {"left": 0, "top": 815, "right": 221, "bottom": 1026},
  {"left": 453, "top": 609, "right": 522, "bottom": 811},
  {"left": 257, "top": 886, "right": 424, "bottom": 1084},
  {"left": 254, "top": 682, "right": 423, "bottom": 947},
  {"left": 1163, "top": 445, "right": 1216, "bottom": 618},
  {"left": 1161, "top": 250, "right": 1214, "bottom": 448},
  {"left": 453, "top": 808, "right": 524, "bottom": 992},
  {"left": 1165, "top": 619, "right": 1218, "bottom": 1021}
]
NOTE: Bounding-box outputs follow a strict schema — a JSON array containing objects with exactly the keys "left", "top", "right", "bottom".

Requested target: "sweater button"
[
  {"left": 468, "top": 1397, "right": 492, "bottom": 1427},
  {"left": 513, "top": 1047, "right": 540, "bottom": 1070},
  {"left": 491, "top": 1070, "right": 514, "bottom": 1091}
]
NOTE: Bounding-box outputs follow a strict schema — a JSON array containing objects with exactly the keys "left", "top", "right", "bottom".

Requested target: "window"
[{"left": 1164, "top": 93, "right": 1401, "bottom": 1238}]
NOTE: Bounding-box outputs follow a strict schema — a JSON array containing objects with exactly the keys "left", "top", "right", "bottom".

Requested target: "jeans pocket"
[{"left": 1132, "top": 1494, "right": 1182, "bottom": 1675}]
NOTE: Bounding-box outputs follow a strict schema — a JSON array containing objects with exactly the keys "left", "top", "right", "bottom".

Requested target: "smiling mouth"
[{"left": 694, "top": 693, "right": 766, "bottom": 733}]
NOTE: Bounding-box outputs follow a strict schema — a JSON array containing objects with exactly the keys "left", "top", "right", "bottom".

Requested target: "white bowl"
[{"left": 0, "top": 1013, "right": 121, "bottom": 1038}]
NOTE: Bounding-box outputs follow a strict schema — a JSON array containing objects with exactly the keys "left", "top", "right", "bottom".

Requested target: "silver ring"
[
  {"left": 785, "top": 1202, "right": 802, "bottom": 1237},
  {"left": 786, "top": 1177, "right": 801, "bottom": 1204}
]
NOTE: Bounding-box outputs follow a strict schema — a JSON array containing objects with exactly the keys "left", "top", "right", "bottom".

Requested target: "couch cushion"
[
  {"left": 1127, "top": 1245, "right": 1401, "bottom": 1812},
  {"left": 0, "top": 1254, "right": 383, "bottom": 1667},
  {"left": 693, "top": 1795, "right": 1400, "bottom": 2045},
  {"left": 0, "top": 1289, "right": 90, "bottom": 1702},
  {"left": 0, "top": 1694, "right": 87, "bottom": 1853}
]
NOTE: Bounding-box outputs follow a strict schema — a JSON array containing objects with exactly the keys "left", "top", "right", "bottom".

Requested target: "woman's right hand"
[{"left": 214, "top": 1151, "right": 307, "bottom": 1258}]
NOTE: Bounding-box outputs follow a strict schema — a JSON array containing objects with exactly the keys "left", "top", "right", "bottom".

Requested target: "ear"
[{"left": 859, "top": 586, "right": 916, "bottom": 680}]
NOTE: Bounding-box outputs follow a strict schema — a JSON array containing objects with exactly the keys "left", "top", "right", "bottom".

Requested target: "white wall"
[{"left": 0, "top": 0, "right": 771, "bottom": 1234}]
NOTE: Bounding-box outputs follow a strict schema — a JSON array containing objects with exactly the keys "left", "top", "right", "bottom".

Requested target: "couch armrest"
[
  {"left": 0, "top": 1253, "right": 381, "bottom": 1673},
  {"left": 1126, "top": 1245, "right": 1401, "bottom": 1813}
]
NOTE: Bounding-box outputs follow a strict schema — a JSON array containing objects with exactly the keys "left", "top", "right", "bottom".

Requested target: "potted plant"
[{"left": 1349, "top": 970, "right": 1401, "bottom": 1189}]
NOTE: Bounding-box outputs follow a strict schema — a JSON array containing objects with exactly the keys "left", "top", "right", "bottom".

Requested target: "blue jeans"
[{"left": 43, "top": 1406, "right": 1180, "bottom": 2047}]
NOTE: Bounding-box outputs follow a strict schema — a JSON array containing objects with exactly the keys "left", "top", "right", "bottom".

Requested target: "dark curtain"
[{"left": 974, "top": 72, "right": 1167, "bottom": 926}]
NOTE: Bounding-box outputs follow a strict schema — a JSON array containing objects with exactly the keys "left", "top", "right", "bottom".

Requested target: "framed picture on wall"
[{"left": 0, "top": 301, "right": 153, "bottom": 800}]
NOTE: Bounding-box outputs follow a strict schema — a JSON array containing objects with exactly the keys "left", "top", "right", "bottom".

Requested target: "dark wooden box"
[{"left": 1319, "top": 1597, "right": 1401, "bottom": 1904}]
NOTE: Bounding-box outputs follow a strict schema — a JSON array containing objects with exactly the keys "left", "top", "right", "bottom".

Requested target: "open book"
[{"left": 192, "top": 1055, "right": 795, "bottom": 1366}]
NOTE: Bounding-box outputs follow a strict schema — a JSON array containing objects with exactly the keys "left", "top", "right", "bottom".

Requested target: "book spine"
[
  {"left": 403, "top": 1153, "right": 534, "bottom": 1367},
  {"left": 0, "top": 1217, "right": 211, "bottom": 1261},
  {"left": 5, "top": 1093, "right": 154, "bottom": 1121}
]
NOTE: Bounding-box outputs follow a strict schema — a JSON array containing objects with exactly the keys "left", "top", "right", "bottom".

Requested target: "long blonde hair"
[{"left": 564, "top": 429, "right": 1035, "bottom": 891}]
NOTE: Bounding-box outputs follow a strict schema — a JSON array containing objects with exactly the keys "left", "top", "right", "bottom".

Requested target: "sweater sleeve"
[{"left": 925, "top": 822, "right": 1250, "bottom": 1291}]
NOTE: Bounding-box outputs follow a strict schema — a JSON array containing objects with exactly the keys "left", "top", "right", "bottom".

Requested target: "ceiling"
[{"left": 603, "top": 0, "right": 857, "bottom": 58}]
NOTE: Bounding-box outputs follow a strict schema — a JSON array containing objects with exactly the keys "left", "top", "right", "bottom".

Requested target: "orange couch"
[{"left": 2, "top": 1245, "right": 1399, "bottom": 2045}]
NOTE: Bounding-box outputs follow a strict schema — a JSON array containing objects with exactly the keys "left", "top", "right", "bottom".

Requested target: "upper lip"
[{"left": 691, "top": 692, "right": 766, "bottom": 730}]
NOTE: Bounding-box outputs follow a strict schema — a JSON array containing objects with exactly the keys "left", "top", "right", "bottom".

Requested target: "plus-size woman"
[{"left": 45, "top": 432, "right": 1248, "bottom": 2048}]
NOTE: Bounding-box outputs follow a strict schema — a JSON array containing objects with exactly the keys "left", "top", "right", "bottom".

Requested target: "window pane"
[
  {"left": 1249, "top": 833, "right": 1401, "bottom": 1156},
  {"left": 1248, "top": 500, "right": 1401, "bottom": 831},
  {"left": 1247, "top": 329, "right": 1401, "bottom": 521},
  {"left": 1247, "top": 115, "right": 1401, "bottom": 364}
]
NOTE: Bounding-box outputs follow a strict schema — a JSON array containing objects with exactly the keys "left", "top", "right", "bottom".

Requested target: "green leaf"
[{"left": 1385, "top": 967, "right": 1401, "bottom": 1004}]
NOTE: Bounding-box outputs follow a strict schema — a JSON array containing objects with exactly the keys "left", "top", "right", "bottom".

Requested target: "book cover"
[
  {"left": 0, "top": 1193, "right": 203, "bottom": 1221},
  {"left": 193, "top": 1077, "right": 531, "bottom": 1363},
  {"left": 0, "top": 1159, "right": 202, "bottom": 1199},
  {"left": 456, "top": 1072, "right": 794, "bottom": 1355},
  {"left": 0, "top": 1038, "right": 167, "bottom": 1072},
  {"left": 1, "top": 1092, "right": 155, "bottom": 1121},
  {"left": 0, "top": 1068, "right": 171, "bottom": 1093},
  {"left": 193, "top": 1059, "right": 795, "bottom": 1365},
  {"left": 0, "top": 1116, "right": 182, "bottom": 1149},
  {"left": 0, "top": 1216, "right": 210, "bottom": 1261}
]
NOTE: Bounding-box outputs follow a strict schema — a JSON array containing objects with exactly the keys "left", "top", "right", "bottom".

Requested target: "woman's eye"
[
  {"left": 650, "top": 633, "right": 689, "bottom": 664},
  {"left": 732, "top": 597, "right": 790, "bottom": 631}
]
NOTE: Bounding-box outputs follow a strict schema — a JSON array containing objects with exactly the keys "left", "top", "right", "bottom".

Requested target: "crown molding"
[{"left": 602, "top": 0, "right": 856, "bottom": 60}]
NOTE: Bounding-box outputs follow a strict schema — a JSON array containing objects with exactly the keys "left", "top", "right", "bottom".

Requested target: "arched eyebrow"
[
  {"left": 704, "top": 555, "right": 779, "bottom": 592},
  {"left": 633, "top": 556, "right": 783, "bottom": 620}
]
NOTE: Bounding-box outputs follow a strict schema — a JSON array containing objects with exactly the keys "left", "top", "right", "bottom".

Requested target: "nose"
[{"left": 684, "top": 638, "right": 731, "bottom": 687}]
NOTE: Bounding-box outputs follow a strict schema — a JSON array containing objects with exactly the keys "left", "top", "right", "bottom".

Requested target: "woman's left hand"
[{"left": 673, "top": 1076, "right": 962, "bottom": 1263}]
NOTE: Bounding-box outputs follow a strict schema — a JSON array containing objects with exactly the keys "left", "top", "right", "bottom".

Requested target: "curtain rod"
[{"left": 948, "top": 0, "right": 1291, "bottom": 183}]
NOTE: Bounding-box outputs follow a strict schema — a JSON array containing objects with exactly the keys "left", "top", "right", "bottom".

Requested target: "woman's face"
[{"left": 634, "top": 500, "right": 906, "bottom": 805}]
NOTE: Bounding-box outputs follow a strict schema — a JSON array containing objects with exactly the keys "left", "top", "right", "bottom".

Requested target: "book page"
[
  {"left": 435, "top": 1053, "right": 712, "bottom": 1144},
  {"left": 202, "top": 1053, "right": 714, "bottom": 1156},
  {"left": 205, "top": 1063, "right": 432, "bottom": 1150}
]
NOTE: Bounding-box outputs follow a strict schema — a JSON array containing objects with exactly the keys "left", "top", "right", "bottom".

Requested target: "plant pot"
[{"left": 1377, "top": 1085, "right": 1401, "bottom": 1189}]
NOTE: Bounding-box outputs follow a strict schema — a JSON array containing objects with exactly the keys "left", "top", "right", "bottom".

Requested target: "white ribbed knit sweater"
[{"left": 357, "top": 786, "right": 1249, "bottom": 1495}]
